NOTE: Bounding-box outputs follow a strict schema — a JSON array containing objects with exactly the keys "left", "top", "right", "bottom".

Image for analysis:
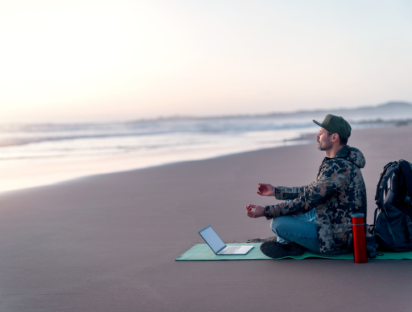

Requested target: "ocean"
[{"left": 0, "top": 116, "right": 393, "bottom": 193}]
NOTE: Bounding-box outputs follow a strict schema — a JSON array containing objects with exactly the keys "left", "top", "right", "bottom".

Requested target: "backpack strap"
[
  {"left": 375, "top": 162, "right": 397, "bottom": 207},
  {"left": 371, "top": 206, "right": 387, "bottom": 231}
]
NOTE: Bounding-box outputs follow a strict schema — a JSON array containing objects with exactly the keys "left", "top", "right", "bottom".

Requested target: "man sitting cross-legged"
[{"left": 245, "top": 114, "right": 367, "bottom": 258}]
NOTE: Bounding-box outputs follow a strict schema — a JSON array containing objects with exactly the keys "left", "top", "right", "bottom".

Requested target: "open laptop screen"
[{"left": 198, "top": 226, "right": 226, "bottom": 253}]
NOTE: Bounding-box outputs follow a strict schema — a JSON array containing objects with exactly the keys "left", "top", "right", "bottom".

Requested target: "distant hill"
[
  {"left": 264, "top": 101, "right": 412, "bottom": 121},
  {"left": 132, "top": 101, "right": 412, "bottom": 123}
]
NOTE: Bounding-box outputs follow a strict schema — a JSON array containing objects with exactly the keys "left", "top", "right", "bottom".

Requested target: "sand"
[{"left": 0, "top": 125, "right": 411, "bottom": 311}]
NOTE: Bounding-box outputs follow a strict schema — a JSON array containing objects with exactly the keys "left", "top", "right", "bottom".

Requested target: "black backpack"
[{"left": 370, "top": 160, "right": 412, "bottom": 251}]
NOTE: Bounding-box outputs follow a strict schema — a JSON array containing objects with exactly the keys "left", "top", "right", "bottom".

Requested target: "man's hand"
[
  {"left": 245, "top": 204, "right": 265, "bottom": 218},
  {"left": 257, "top": 183, "right": 275, "bottom": 196}
]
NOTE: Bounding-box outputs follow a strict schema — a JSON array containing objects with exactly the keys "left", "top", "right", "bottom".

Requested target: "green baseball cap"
[{"left": 313, "top": 114, "right": 352, "bottom": 139}]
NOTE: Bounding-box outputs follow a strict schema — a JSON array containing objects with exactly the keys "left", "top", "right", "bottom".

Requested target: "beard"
[{"left": 317, "top": 139, "right": 332, "bottom": 151}]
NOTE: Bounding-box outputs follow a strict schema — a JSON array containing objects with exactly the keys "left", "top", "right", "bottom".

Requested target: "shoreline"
[
  {"left": 0, "top": 137, "right": 314, "bottom": 194},
  {"left": 0, "top": 122, "right": 400, "bottom": 194}
]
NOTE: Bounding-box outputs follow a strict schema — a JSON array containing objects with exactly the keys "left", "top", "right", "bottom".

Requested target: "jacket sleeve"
[
  {"left": 274, "top": 186, "right": 305, "bottom": 200},
  {"left": 265, "top": 163, "right": 338, "bottom": 219}
]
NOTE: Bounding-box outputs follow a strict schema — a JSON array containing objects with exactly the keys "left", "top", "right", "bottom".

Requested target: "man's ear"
[{"left": 332, "top": 133, "right": 340, "bottom": 143}]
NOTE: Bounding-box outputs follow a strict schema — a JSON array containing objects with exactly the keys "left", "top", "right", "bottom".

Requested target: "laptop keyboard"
[{"left": 220, "top": 246, "right": 241, "bottom": 254}]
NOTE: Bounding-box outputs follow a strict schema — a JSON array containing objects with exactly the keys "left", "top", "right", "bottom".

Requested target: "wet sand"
[{"left": 0, "top": 125, "right": 411, "bottom": 311}]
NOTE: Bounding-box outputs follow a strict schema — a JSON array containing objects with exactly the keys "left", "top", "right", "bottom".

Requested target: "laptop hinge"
[{"left": 216, "top": 245, "right": 227, "bottom": 254}]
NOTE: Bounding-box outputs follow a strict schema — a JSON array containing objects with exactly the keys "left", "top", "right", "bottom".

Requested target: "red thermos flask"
[{"left": 351, "top": 213, "right": 367, "bottom": 263}]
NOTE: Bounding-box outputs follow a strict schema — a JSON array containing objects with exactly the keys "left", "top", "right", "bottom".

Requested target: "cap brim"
[{"left": 313, "top": 120, "right": 323, "bottom": 127}]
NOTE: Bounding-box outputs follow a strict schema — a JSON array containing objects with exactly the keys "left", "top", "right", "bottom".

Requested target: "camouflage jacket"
[{"left": 264, "top": 145, "right": 367, "bottom": 253}]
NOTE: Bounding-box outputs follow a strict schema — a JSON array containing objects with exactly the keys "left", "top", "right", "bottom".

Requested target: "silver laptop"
[{"left": 198, "top": 226, "right": 254, "bottom": 255}]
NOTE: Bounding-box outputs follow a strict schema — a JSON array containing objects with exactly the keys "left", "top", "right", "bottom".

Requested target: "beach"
[{"left": 0, "top": 125, "right": 412, "bottom": 312}]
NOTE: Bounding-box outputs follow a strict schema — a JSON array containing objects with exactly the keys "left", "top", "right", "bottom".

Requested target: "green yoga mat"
[{"left": 175, "top": 243, "right": 412, "bottom": 261}]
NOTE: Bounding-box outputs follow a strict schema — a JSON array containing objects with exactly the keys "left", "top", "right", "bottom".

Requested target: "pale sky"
[{"left": 1, "top": 0, "right": 412, "bottom": 122}]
